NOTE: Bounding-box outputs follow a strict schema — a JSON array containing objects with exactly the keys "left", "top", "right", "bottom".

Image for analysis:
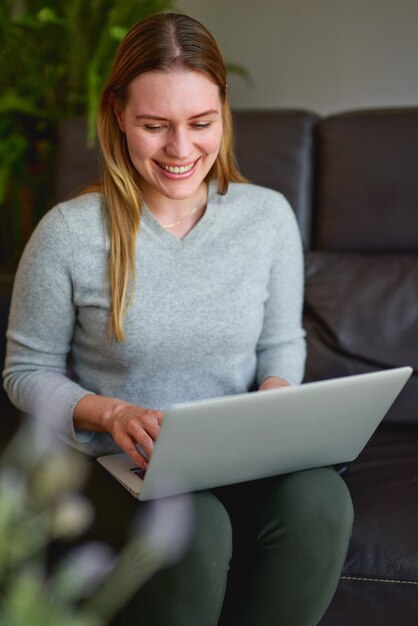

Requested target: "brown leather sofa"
[{"left": 1, "top": 107, "right": 417, "bottom": 624}]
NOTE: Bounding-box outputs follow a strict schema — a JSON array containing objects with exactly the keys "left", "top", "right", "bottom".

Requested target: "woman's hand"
[
  {"left": 258, "top": 376, "right": 290, "bottom": 391},
  {"left": 73, "top": 395, "right": 164, "bottom": 468},
  {"left": 102, "top": 402, "right": 164, "bottom": 468}
]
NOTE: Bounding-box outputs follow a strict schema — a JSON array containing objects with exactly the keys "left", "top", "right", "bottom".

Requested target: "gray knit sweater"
[{"left": 3, "top": 182, "right": 306, "bottom": 456}]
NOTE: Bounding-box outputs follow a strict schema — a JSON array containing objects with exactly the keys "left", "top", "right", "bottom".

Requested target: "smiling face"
[{"left": 114, "top": 69, "right": 224, "bottom": 209}]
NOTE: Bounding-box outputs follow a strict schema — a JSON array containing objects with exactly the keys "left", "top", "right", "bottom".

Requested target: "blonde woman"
[{"left": 4, "top": 13, "right": 353, "bottom": 626}]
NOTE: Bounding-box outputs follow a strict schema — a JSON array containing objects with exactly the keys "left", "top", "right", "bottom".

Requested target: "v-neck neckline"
[{"left": 140, "top": 183, "right": 218, "bottom": 250}]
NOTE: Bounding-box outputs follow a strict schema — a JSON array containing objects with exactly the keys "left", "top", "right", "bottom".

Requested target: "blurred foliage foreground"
[{"left": 0, "top": 418, "right": 193, "bottom": 626}]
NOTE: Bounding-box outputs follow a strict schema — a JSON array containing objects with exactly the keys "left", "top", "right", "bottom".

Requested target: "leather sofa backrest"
[
  {"left": 56, "top": 118, "right": 101, "bottom": 202},
  {"left": 233, "top": 110, "right": 319, "bottom": 249},
  {"left": 314, "top": 108, "right": 418, "bottom": 252}
]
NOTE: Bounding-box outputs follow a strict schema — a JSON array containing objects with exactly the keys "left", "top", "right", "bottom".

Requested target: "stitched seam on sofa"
[{"left": 342, "top": 575, "right": 418, "bottom": 586}]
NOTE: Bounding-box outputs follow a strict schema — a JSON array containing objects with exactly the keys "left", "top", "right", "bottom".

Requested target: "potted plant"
[{"left": 0, "top": 0, "right": 176, "bottom": 268}]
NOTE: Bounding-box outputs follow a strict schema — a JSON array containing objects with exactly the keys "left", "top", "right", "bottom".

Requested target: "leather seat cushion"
[
  {"left": 343, "top": 428, "right": 418, "bottom": 583},
  {"left": 318, "top": 427, "right": 418, "bottom": 626}
]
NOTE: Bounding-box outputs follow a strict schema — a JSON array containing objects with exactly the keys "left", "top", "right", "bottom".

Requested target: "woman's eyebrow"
[
  {"left": 134, "top": 109, "right": 219, "bottom": 121},
  {"left": 189, "top": 109, "right": 219, "bottom": 119},
  {"left": 135, "top": 114, "right": 167, "bottom": 121}
]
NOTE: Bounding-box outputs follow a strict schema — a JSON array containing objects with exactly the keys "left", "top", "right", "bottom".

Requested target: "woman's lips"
[{"left": 155, "top": 159, "right": 199, "bottom": 179}]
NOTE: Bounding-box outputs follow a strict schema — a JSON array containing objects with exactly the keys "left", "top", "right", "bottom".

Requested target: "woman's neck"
[{"left": 141, "top": 182, "right": 208, "bottom": 237}]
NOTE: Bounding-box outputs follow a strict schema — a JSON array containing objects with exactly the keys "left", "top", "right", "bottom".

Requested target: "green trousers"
[{"left": 86, "top": 464, "right": 353, "bottom": 626}]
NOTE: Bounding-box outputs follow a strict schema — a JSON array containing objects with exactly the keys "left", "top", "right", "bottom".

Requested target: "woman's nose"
[{"left": 165, "top": 128, "right": 192, "bottom": 159}]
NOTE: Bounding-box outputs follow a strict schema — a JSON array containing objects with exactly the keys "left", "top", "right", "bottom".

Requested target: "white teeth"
[{"left": 160, "top": 162, "right": 194, "bottom": 174}]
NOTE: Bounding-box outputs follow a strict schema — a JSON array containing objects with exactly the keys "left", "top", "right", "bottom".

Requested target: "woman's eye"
[
  {"left": 143, "top": 125, "right": 164, "bottom": 132},
  {"left": 191, "top": 122, "right": 212, "bottom": 129},
  {"left": 142, "top": 122, "right": 213, "bottom": 132}
]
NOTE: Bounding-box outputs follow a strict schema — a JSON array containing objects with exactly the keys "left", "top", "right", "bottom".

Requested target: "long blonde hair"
[{"left": 96, "top": 12, "right": 245, "bottom": 340}]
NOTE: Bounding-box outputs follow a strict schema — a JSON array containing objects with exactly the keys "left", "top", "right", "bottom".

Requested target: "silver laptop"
[{"left": 97, "top": 367, "right": 412, "bottom": 500}]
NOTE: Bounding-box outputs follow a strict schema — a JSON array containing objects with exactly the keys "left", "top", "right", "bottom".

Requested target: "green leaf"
[
  {"left": 0, "top": 93, "right": 43, "bottom": 117},
  {"left": 109, "top": 25, "right": 129, "bottom": 41},
  {"left": 36, "top": 7, "right": 65, "bottom": 26}
]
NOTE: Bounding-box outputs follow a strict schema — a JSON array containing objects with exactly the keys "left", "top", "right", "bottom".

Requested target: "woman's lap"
[{"left": 78, "top": 460, "right": 353, "bottom": 625}]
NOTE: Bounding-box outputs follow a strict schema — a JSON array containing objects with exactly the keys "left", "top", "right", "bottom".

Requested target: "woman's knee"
[
  {"left": 187, "top": 490, "right": 233, "bottom": 565},
  {"left": 301, "top": 467, "right": 354, "bottom": 535},
  {"left": 134, "top": 490, "right": 233, "bottom": 571},
  {"left": 265, "top": 467, "right": 354, "bottom": 540}
]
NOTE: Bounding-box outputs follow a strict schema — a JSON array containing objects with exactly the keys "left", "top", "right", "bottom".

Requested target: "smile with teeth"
[{"left": 158, "top": 161, "right": 196, "bottom": 174}]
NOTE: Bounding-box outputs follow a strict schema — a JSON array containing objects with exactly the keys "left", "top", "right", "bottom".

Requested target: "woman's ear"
[
  {"left": 109, "top": 93, "right": 125, "bottom": 133},
  {"left": 113, "top": 102, "right": 125, "bottom": 133}
]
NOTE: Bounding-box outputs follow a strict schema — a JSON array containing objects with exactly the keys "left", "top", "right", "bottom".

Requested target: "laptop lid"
[{"left": 98, "top": 367, "right": 412, "bottom": 501}]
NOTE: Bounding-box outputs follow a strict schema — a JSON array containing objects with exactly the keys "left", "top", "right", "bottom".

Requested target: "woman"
[{"left": 3, "top": 12, "right": 353, "bottom": 626}]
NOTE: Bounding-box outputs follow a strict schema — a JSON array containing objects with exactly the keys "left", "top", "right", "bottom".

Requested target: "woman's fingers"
[
  {"left": 127, "top": 420, "right": 156, "bottom": 458},
  {"left": 140, "top": 409, "right": 164, "bottom": 439},
  {"left": 117, "top": 432, "right": 149, "bottom": 468},
  {"left": 107, "top": 405, "right": 164, "bottom": 466},
  {"left": 154, "top": 410, "right": 164, "bottom": 425}
]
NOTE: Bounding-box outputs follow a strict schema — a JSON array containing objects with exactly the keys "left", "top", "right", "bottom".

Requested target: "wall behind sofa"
[{"left": 178, "top": 0, "right": 418, "bottom": 114}]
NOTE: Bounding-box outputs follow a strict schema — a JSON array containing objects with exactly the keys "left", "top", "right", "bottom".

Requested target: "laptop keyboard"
[{"left": 130, "top": 467, "right": 146, "bottom": 480}]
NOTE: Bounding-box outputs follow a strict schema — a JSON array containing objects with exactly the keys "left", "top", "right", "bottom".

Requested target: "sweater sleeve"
[
  {"left": 3, "top": 207, "right": 95, "bottom": 446},
  {"left": 256, "top": 199, "right": 306, "bottom": 386}
]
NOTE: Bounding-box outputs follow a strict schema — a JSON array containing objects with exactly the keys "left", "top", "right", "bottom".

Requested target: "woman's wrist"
[
  {"left": 259, "top": 376, "right": 290, "bottom": 391},
  {"left": 73, "top": 394, "right": 129, "bottom": 433}
]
